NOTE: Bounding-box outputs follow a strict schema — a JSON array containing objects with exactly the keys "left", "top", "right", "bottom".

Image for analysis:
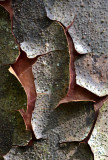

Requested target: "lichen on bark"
[{"left": 0, "top": 0, "right": 108, "bottom": 160}]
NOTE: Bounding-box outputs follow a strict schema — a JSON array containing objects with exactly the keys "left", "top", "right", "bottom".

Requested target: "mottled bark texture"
[{"left": 0, "top": 0, "right": 108, "bottom": 160}]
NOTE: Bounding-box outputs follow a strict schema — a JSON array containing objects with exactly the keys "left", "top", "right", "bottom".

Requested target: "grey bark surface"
[{"left": 0, "top": 0, "right": 108, "bottom": 160}]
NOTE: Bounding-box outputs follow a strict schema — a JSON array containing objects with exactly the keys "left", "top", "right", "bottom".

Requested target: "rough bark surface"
[{"left": 0, "top": 0, "right": 108, "bottom": 160}]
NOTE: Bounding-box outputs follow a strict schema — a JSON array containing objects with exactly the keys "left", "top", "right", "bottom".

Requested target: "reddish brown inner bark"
[
  {"left": 9, "top": 49, "right": 37, "bottom": 131},
  {"left": 0, "top": 1, "right": 107, "bottom": 146},
  {"left": 0, "top": 0, "right": 13, "bottom": 19},
  {"left": 57, "top": 23, "right": 108, "bottom": 143},
  {"left": 57, "top": 23, "right": 107, "bottom": 112}
]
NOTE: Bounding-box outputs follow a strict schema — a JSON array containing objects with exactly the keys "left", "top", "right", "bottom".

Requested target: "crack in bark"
[
  {"left": 55, "top": 19, "right": 108, "bottom": 158},
  {"left": 0, "top": 1, "right": 108, "bottom": 159}
]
